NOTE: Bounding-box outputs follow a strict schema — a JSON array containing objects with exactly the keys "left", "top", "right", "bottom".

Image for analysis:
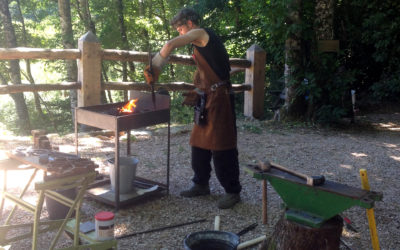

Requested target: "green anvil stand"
[{"left": 245, "top": 164, "right": 382, "bottom": 228}]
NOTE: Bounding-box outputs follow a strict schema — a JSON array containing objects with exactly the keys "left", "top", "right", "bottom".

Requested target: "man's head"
[{"left": 170, "top": 8, "right": 200, "bottom": 35}]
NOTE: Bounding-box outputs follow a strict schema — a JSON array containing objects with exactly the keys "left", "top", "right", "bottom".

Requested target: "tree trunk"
[
  {"left": 0, "top": 0, "right": 31, "bottom": 134},
  {"left": 115, "top": 0, "right": 135, "bottom": 82},
  {"left": 260, "top": 215, "right": 343, "bottom": 250},
  {"left": 310, "top": 0, "right": 336, "bottom": 119},
  {"left": 315, "top": 0, "right": 335, "bottom": 40},
  {"left": 77, "top": 0, "right": 96, "bottom": 33},
  {"left": 283, "top": 0, "right": 306, "bottom": 119},
  {"left": 58, "top": 0, "right": 78, "bottom": 123},
  {"left": 159, "top": 0, "right": 175, "bottom": 78},
  {"left": 101, "top": 64, "right": 113, "bottom": 103},
  {"left": 15, "top": 0, "right": 44, "bottom": 117}
]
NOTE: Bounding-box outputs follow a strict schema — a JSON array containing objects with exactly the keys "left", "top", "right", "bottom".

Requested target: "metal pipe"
[{"left": 116, "top": 219, "right": 207, "bottom": 240}]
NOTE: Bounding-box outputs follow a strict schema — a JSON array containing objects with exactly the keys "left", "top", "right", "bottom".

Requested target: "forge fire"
[{"left": 118, "top": 98, "right": 139, "bottom": 114}]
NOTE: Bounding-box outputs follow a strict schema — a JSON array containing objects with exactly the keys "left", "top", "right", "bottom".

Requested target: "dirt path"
[{"left": 0, "top": 112, "right": 399, "bottom": 249}]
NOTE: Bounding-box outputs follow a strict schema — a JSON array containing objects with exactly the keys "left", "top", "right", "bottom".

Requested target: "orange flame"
[{"left": 119, "top": 98, "right": 138, "bottom": 113}]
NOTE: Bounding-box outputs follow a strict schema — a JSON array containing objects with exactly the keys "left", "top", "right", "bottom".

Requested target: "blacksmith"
[{"left": 144, "top": 8, "right": 241, "bottom": 209}]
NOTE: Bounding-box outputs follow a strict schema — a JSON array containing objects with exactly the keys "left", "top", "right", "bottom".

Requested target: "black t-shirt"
[{"left": 193, "top": 28, "right": 231, "bottom": 81}]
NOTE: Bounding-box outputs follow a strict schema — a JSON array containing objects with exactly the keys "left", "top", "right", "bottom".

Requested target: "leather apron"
[{"left": 189, "top": 47, "right": 237, "bottom": 151}]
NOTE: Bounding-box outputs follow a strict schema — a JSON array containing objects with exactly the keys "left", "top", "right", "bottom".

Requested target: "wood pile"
[{"left": 31, "top": 129, "right": 51, "bottom": 150}]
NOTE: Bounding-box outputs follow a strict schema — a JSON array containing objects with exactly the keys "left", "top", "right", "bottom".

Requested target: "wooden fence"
[{"left": 0, "top": 31, "right": 266, "bottom": 118}]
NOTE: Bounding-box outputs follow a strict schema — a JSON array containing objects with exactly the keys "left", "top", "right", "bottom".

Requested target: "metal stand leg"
[
  {"left": 127, "top": 130, "right": 131, "bottom": 155},
  {"left": 167, "top": 119, "right": 170, "bottom": 194},
  {"left": 115, "top": 123, "right": 120, "bottom": 210},
  {"left": 75, "top": 110, "right": 79, "bottom": 156}
]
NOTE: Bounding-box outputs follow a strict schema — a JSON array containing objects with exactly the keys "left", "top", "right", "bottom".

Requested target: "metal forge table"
[{"left": 75, "top": 91, "right": 170, "bottom": 209}]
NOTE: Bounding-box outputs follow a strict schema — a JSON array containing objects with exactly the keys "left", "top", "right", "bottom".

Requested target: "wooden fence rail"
[
  {"left": 0, "top": 31, "right": 265, "bottom": 118},
  {"left": 0, "top": 82, "right": 251, "bottom": 95},
  {"left": 0, "top": 48, "right": 252, "bottom": 68}
]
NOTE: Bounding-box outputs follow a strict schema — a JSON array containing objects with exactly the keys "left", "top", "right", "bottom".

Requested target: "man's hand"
[
  {"left": 144, "top": 65, "right": 161, "bottom": 85},
  {"left": 144, "top": 52, "right": 168, "bottom": 85}
]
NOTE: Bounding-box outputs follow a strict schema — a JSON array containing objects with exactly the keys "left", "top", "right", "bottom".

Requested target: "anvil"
[{"left": 245, "top": 164, "right": 383, "bottom": 228}]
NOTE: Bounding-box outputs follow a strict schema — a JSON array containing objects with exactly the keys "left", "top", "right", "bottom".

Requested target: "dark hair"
[{"left": 170, "top": 8, "right": 200, "bottom": 28}]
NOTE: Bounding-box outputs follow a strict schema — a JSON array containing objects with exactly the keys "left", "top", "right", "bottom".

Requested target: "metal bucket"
[
  {"left": 184, "top": 230, "right": 240, "bottom": 250},
  {"left": 45, "top": 187, "right": 76, "bottom": 220},
  {"left": 107, "top": 157, "right": 139, "bottom": 194}
]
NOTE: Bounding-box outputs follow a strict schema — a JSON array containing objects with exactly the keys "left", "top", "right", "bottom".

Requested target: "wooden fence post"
[
  {"left": 244, "top": 44, "right": 266, "bottom": 119},
  {"left": 77, "top": 31, "right": 102, "bottom": 107}
]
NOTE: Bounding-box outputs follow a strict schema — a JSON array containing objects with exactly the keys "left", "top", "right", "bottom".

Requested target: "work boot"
[
  {"left": 180, "top": 183, "right": 210, "bottom": 197},
  {"left": 217, "top": 193, "right": 240, "bottom": 209}
]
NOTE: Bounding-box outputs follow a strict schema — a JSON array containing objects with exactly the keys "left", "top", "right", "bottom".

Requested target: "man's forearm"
[{"left": 160, "top": 42, "right": 175, "bottom": 58}]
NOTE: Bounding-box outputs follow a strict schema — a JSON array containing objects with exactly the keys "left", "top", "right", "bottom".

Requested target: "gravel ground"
[{"left": 0, "top": 111, "right": 399, "bottom": 250}]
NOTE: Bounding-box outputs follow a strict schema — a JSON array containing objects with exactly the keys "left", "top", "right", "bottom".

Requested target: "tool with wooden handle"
[
  {"left": 262, "top": 179, "right": 267, "bottom": 224},
  {"left": 258, "top": 160, "right": 324, "bottom": 225},
  {"left": 259, "top": 160, "right": 325, "bottom": 186},
  {"left": 148, "top": 46, "right": 156, "bottom": 109}
]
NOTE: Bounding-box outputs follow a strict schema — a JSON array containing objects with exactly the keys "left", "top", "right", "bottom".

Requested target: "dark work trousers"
[
  {"left": 191, "top": 92, "right": 241, "bottom": 194},
  {"left": 191, "top": 146, "right": 242, "bottom": 194}
]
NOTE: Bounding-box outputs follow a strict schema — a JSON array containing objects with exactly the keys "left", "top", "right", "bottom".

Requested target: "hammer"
[{"left": 259, "top": 160, "right": 325, "bottom": 186}]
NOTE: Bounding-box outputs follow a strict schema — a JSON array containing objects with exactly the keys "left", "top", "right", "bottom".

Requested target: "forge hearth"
[{"left": 75, "top": 91, "right": 170, "bottom": 209}]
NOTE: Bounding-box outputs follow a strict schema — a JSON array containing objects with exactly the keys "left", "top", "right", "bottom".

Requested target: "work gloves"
[{"left": 144, "top": 52, "right": 168, "bottom": 85}]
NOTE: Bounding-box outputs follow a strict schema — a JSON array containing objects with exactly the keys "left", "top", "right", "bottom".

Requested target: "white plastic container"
[
  {"left": 95, "top": 211, "right": 115, "bottom": 241},
  {"left": 107, "top": 156, "right": 139, "bottom": 194}
]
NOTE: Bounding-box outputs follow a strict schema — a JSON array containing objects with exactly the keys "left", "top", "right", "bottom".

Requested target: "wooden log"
[
  {"left": 0, "top": 47, "right": 80, "bottom": 60},
  {"left": 0, "top": 82, "right": 80, "bottom": 94},
  {"left": 102, "top": 49, "right": 251, "bottom": 68},
  {"left": 230, "top": 58, "right": 252, "bottom": 69},
  {"left": 103, "top": 50, "right": 195, "bottom": 66},
  {"left": 244, "top": 44, "right": 266, "bottom": 119},
  {"left": 104, "top": 81, "right": 251, "bottom": 92},
  {"left": 0, "top": 47, "right": 250, "bottom": 68},
  {"left": 102, "top": 49, "right": 148, "bottom": 62},
  {"left": 77, "top": 31, "right": 102, "bottom": 107},
  {"left": 262, "top": 180, "right": 268, "bottom": 224},
  {"left": 0, "top": 81, "right": 250, "bottom": 95},
  {"left": 169, "top": 54, "right": 195, "bottom": 66},
  {"left": 260, "top": 215, "right": 343, "bottom": 250},
  {"left": 106, "top": 81, "right": 196, "bottom": 91},
  {"left": 31, "top": 129, "right": 46, "bottom": 137}
]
